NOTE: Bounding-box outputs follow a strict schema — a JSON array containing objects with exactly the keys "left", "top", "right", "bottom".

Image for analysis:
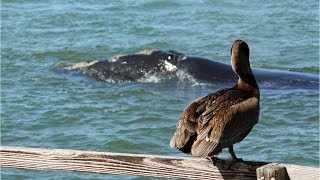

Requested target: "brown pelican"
[{"left": 170, "top": 40, "right": 260, "bottom": 165}]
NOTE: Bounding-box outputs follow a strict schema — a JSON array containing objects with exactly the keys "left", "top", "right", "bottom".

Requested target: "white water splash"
[
  {"left": 109, "top": 54, "right": 125, "bottom": 62},
  {"left": 109, "top": 50, "right": 156, "bottom": 62},
  {"left": 162, "top": 60, "right": 177, "bottom": 72},
  {"left": 176, "top": 70, "right": 209, "bottom": 86},
  {"left": 62, "top": 60, "right": 99, "bottom": 70},
  {"left": 137, "top": 74, "right": 162, "bottom": 83},
  {"left": 137, "top": 49, "right": 156, "bottom": 55}
]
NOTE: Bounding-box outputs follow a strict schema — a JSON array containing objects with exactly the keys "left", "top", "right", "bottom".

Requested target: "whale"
[{"left": 62, "top": 50, "right": 319, "bottom": 88}]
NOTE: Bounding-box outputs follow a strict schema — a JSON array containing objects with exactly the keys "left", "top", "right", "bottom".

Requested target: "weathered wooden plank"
[
  {"left": 0, "top": 146, "right": 318, "bottom": 180},
  {"left": 257, "top": 163, "right": 290, "bottom": 180}
]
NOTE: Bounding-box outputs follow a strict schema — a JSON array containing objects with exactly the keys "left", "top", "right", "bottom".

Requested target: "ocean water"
[{"left": 1, "top": 0, "right": 319, "bottom": 179}]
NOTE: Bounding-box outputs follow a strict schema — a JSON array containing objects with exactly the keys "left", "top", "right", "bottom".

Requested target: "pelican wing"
[
  {"left": 219, "top": 96, "right": 259, "bottom": 145},
  {"left": 170, "top": 89, "right": 230, "bottom": 151},
  {"left": 170, "top": 96, "right": 206, "bottom": 149},
  {"left": 190, "top": 90, "right": 259, "bottom": 157}
]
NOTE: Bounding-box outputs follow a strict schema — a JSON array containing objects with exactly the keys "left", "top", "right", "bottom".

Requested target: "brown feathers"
[{"left": 170, "top": 40, "right": 260, "bottom": 159}]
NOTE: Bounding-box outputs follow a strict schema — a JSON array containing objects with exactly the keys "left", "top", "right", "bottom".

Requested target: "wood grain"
[{"left": 1, "top": 146, "right": 318, "bottom": 179}]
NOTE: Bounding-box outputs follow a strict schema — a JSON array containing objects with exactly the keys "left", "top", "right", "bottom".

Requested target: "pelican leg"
[
  {"left": 226, "top": 146, "right": 243, "bottom": 169},
  {"left": 228, "top": 146, "right": 242, "bottom": 161}
]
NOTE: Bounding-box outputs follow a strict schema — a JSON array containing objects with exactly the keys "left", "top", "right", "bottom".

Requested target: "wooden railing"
[{"left": 1, "top": 146, "right": 318, "bottom": 180}]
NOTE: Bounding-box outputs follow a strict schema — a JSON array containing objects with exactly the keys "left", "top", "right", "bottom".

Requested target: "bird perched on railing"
[{"left": 170, "top": 39, "right": 260, "bottom": 167}]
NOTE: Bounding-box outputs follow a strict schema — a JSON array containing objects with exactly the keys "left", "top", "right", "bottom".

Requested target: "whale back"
[
  {"left": 84, "top": 50, "right": 183, "bottom": 82},
  {"left": 61, "top": 50, "right": 319, "bottom": 88}
]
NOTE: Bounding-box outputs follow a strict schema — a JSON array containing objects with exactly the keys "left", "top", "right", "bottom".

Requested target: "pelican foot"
[{"left": 225, "top": 157, "right": 243, "bottom": 169}]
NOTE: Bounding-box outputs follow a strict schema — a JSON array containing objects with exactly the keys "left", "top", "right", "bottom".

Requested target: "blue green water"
[{"left": 1, "top": 0, "right": 319, "bottom": 179}]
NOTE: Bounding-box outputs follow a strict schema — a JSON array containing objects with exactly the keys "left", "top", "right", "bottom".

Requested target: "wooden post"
[{"left": 257, "top": 163, "right": 290, "bottom": 180}]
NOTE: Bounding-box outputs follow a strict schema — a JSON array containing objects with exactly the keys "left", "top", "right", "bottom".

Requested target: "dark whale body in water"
[{"left": 63, "top": 50, "right": 319, "bottom": 88}]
